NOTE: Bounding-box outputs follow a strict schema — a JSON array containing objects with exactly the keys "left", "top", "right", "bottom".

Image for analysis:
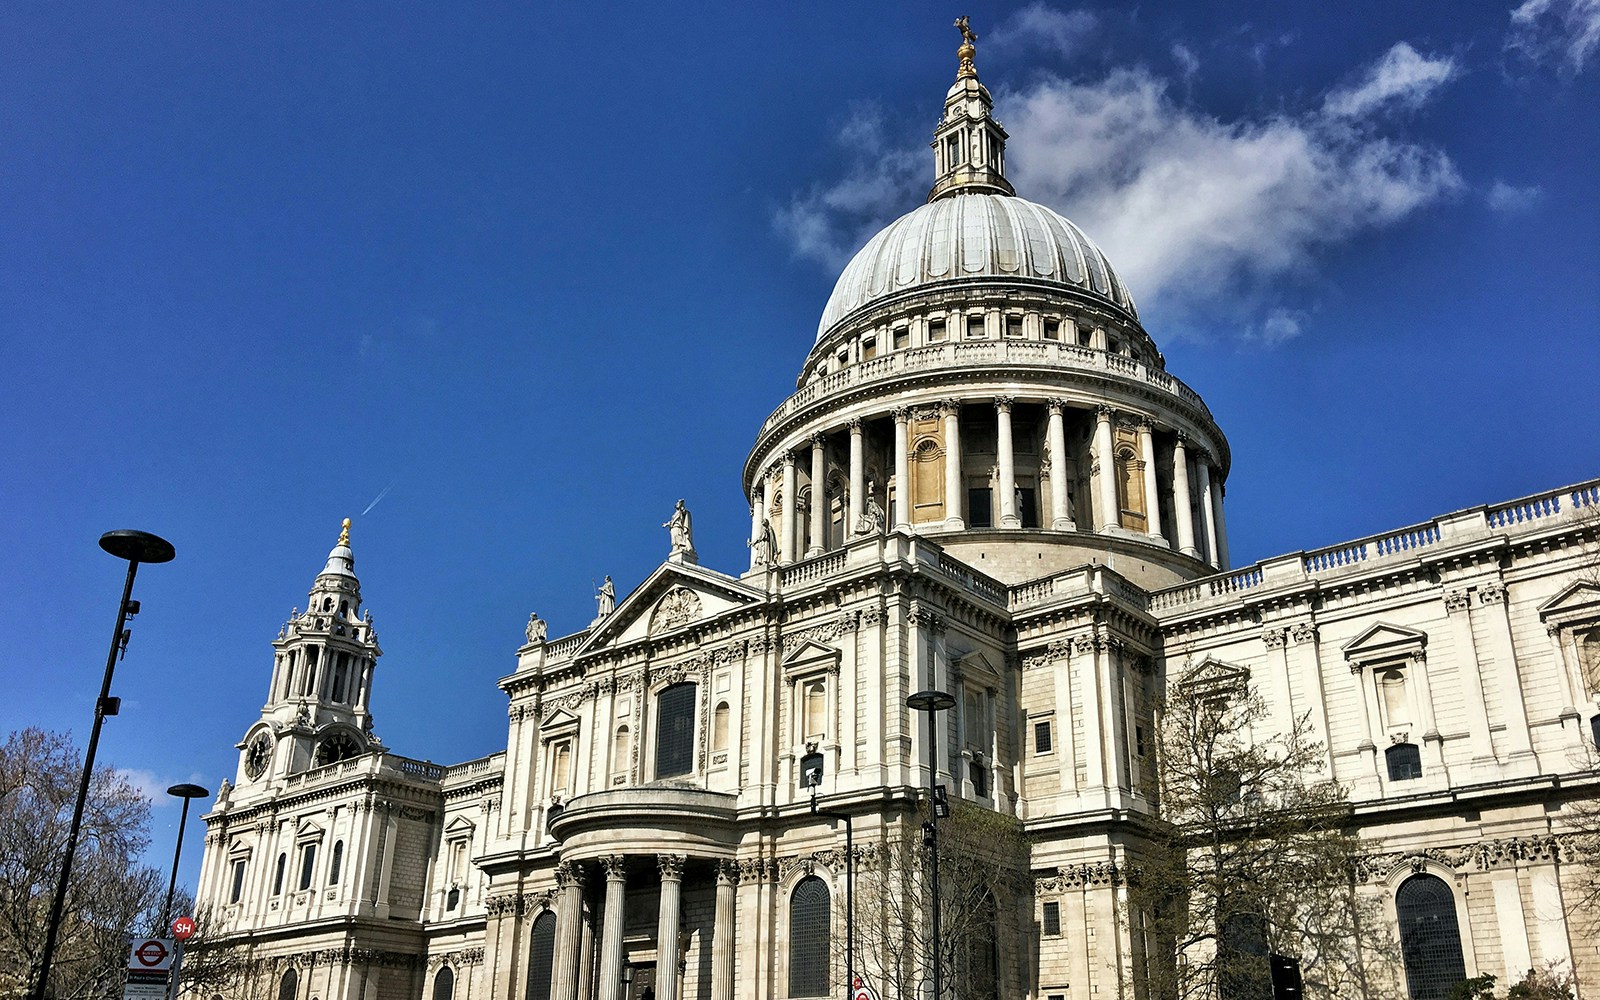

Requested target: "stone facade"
[{"left": 195, "top": 30, "right": 1600, "bottom": 1000}]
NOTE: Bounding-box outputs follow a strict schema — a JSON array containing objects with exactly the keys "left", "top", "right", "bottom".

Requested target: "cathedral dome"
[{"left": 816, "top": 194, "right": 1138, "bottom": 343}]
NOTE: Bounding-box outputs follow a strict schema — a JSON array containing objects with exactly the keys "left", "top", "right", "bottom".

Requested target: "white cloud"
[
  {"left": 1172, "top": 43, "right": 1201, "bottom": 83},
  {"left": 1486, "top": 179, "right": 1544, "bottom": 211},
  {"left": 1507, "top": 0, "right": 1600, "bottom": 73},
  {"left": 116, "top": 767, "right": 168, "bottom": 806},
  {"left": 777, "top": 47, "right": 1463, "bottom": 342},
  {"left": 987, "top": 4, "right": 1097, "bottom": 60},
  {"left": 1324, "top": 43, "right": 1458, "bottom": 118}
]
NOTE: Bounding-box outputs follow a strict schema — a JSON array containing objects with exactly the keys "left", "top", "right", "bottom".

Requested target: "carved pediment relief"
[
  {"left": 577, "top": 563, "right": 764, "bottom": 655},
  {"left": 1342, "top": 622, "right": 1428, "bottom": 665},
  {"left": 649, "top": 587, "right": 703, "bottom": 635}
]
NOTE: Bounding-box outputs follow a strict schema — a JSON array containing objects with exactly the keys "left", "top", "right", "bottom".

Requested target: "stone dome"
[{"left": 816, "top": 194, "right": 1138, "bottom": 343}]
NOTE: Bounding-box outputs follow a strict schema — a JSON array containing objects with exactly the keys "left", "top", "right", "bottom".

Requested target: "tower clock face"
[
  {"left": 315, "top": 732, "right": 363, "bottom": 767},
  {"left": 245, "top": 732, "right": 273, "bottom": 779}
]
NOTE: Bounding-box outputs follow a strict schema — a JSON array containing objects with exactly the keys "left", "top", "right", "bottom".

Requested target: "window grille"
[
  {"left": 655, "top": 682, "right": 697, "bottom": 778},
  {"left": 1396, "top": 874, "right": 1466, "bottom": 1000},
  {"left": 1387, "top": 743, "right": 1423, "bottom": 781},
  {"left": 433, "top": 968, "right": 455, "bottom": 1000},
  {"left": 1034, "top": 720, "right": 1053, "bottom": 754},
  {"left": 1042, "top": 900, "right": 1061, "bottom": 936},
  {"left": 789, "top": 876, "right": 832, "bottom": 997},
  {"left": 526, "top": 911, "right": 556, "bottom": 1000}
]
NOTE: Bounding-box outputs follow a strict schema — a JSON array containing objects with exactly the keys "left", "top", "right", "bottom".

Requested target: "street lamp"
[
  {"left": 33, "top": 530, "right": 175, "bottom": 1000},
  {"left": 905, "top": 689, "right": 955, "bottom": 1000},
  {"left": 162, "top": 783, "right": 210, "bottom": 927},
  {"left": 800, "top": 744, "right": 853, "bottom": 1000}
]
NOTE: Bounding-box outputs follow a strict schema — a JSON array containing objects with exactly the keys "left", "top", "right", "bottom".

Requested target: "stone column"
[
  {"left": 710, "top": 861, "right": 738, "bottom": 1000},
  {"left": 1137, "top": 422, "right": 1163, "bottom": 540},
  {"left": 1195, "top": 459, "right": 1219, "bottom": 568},
  {"left": 941, "top": 400, "right": 965, "bottom": 529},
  {"left": 807, "top": 435, "right": 827, "bottom": 557},
  {"left": 848, "top": 419, "right": 864, "bottom": 537},
  {"left": 996, "top": 396, "right": 1019, "bottom": 527},
  {"left": 552, "top": 861, "right": 587, "bottom": 1000},
  {"left": 1210, "top": 481, "right": 1230, "bottom": 569},
  {"left": 1171, "top": 436, "right": 1198, "bottom": 557},
  {"left": 749, "top": 487, "right": 765, "bottom": 572},
  {"left": 780, "top": 451, "right": 798, "bottom": 564},
  {"left": 655, "top": 855, "right": 686, "bottom": 1000},
  {"left": 893, "top": 408, "right": 911, "bottom": 531},
  {"left": 597, "top": 856, "right": 627, "bottom": 1000},
  {"left": 1444, "top": 591, "right": 1497, "bottom": 773},
  {"left": 1093, "top": 406, "right": 1119, "bottom": 532},
  {"left": 1046, "top": 399, "right": 1074, "bottom": 530}
]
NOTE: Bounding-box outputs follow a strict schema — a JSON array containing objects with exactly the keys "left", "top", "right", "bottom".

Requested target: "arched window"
[
  {"left": 273, "top": 853, "right": 287, "bottom": 895},
  {"left": 328, "top": 841, "right": 343, "bottom": 885},
  {"left": 655, "top": 682, "right": 697, "bottom": 779},
  {"left": 550, "top": 743, "right": 572, "bottom": 795},
  {"left": 1590, "top": 714, "right": 1600, "bottom": 751},
  {"left": 1219, "top": 909, "right": 1270, "bottom": 998},
  {"left": 1387, "top": 743, "right": 1424, "bottom": 781},
  {"left": 712, "top": 703, "right": 730, "bottom": 752},
  {"left": 1396, "top": 874, "right": 1466, "bottom": 1000},
  {"left": 803, "top": 681, "right": 826, "bottom": 742},
  {"left": 1381, "top": 669, "right": 1411, "bottom": 726},
  {"left": 278, "top": 969, "right": 298, "bottom": 1000},
  {"left": 526, "top": 911, "right": 557, "bottom": 1000},
  {"left": 789, "top": 876, "right": 831, "bottom": 997},
  {"left": 910, "top": 438, "right": 944, "bottom": 523},
  {"left": 613, "top": 726, "right": 631, "bottom": 780},
  {"left": 433, "top": 966, "right": 455, "bottom": 1000},
  {"left": 958, "top": 889, "right": 999, "bottom": 999}
]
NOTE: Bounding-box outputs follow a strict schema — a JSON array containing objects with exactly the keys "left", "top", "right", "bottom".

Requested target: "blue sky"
[{"left": 3, "top": 2, "right": 1597, "bottom": 898}]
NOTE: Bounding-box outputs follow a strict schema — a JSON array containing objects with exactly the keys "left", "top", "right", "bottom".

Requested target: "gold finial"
[
  {"left": 955, "top": 15, "right": 978, "bottom": 80},
  {"left": 338, "top": 518, "right": 351, "bottom": 547}
]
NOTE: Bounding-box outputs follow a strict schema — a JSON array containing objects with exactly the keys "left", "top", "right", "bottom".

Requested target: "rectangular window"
[
  {"left": 893, "top": 327, "right": 909, "bottom": 350},
  {"left": 928, "top": 318, "right": 947, "bottom": 342},
  {"left": 298, "top": 844, "right": 316, "bottom": 891},
  {"left": 970, "top": 758, "right": 987, "bottom": 797},
  {"left": 968, "top": 487, "right": 994, "bottom": 528},
  {"left": 230, "top": 860, "right": 247, "bottom": 903},
  {"left": 862, "top": 337, "right": 877, "bottom": 360},
  {"left": 1043, "top": 319, "right": 1061, "bottom": 341},
  {"left": 966, "top": 314, "right": 986, "bottom": 339},
  {"left": 1135, "top": 725, "right": 1147, "bottom": 758},
  {"left": 328, "top": 841, "right": 344, "bottom": 886},
  {"left": 1005, "top": 314, "right": 1024, "bottom": 338},
  {"left": 1034, "top": 720, "right": 1053, "bottom": 755},
  {"left": 1018, "top": 487, "right": 1039, "bottom": 529},
  {"left": 655, "top": 683, "right": 697, "bottom": 778},
  {"left": 1042, "top": 901, "right": 1062, "bottom": 936}
]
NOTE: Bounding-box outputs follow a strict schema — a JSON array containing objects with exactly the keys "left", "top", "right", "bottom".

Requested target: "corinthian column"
[
  {"left": 1093, "top": 406, "right": 1119, "bottom": 532},
  {"left": 1195, "top": 458, "right": 1219, "bottom": 568},
  {"left": 807, "top": 434, "right": 827, "bottom": 557},
  {"left": 656, "top": 854, "right": 686, "bottom": 1000},
  {"left": 892, "top": 408, "right": 911, "bottom": 532},
  {"left": 1137, "top": 422, "right": 1163, "bottom": 540},
  {"left": 780, "top": 451, "right": 798, "bottom": 564},
  {"left": 552, "top": 861, "right": 587, "bottom": 1000},
  {"left": 597, "top": 856, "right": 627, "bottom": 1000},
  {"left": 848, "top": 419, "right": 864, "bottom": 536},
  {"left": 1171, "top": 435, "right": 1198, "bottom": 557},
  {"left": 710, "top": 861, "right": 738, "bottom": 1000},
  {"left": 996, "top": 397, "right": 1019, "bottom": 528},
  {"left": 1046, "top": 399, "right": 1073, "bottom": 529},
  {"left": 1211, "top": 480, "right": 1230, "bottom": 570},
  {"left": 941, "top": 401, "right": 965, "bottom": 529}
]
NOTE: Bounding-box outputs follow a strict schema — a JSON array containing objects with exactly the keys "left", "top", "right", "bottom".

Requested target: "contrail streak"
[{"left": 361, "top": 479, "right": 398, "bottom": 516}]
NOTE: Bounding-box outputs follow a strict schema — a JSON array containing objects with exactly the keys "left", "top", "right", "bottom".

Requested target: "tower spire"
[{"left": 928, "top": 16, "right": 1014, "bottom": 202}]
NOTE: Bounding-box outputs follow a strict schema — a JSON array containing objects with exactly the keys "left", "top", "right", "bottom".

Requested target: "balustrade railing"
[
  {"left": 935, "top": 553, "right": 1007, "bottom": 604},
  {"left": 780, "top": 550, "right": 847, "bottom": 588},
  {"left": 544, "top": 631, "right": 588, "bottom": 660},
  {"left": 443, "top": 752, "right": 505, "bottom": 781}
]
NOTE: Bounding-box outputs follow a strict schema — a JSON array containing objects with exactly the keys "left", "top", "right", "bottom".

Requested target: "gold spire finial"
[
  {"left": 338, "top": 518, "right": 351, "bottom": 547},
  {"left": 955, "top": 15, "right": 978, "bottom": 80}
]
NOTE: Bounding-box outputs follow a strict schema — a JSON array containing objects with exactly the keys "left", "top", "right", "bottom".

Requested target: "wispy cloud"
[
  {"left": 987, "top": 4, "right": 1098, "bottom": 60},
  {"left": 1324, "top": 43, "right": 1458, "bottom": 118},
  {"left": 1486, "top": 179, "right": 1544, "bottom": 211},
  {"left": 1507, "top": 0, "right": 1600, "bottom": 74},
  {"left": 776, "top": 39, "right": 1463, "bottom": 343}
]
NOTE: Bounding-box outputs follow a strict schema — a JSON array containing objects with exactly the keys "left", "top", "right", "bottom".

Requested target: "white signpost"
[{"left": 123, "top": 938, "right": 174, "bottom": 1000}]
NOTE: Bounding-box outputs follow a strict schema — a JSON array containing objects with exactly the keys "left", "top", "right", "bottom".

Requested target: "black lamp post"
[
  {"left": 800, "top": 744, "right": 853, "bottom": 1000},
  {"left": 905, "top": 690, "right": 955, "bottom": 1000},
  {"left": 162, "top": 783, "right": 210, "bottom": 928},
  {"left": 33, "top": 530, "right": 175, "bottom": 1000}
]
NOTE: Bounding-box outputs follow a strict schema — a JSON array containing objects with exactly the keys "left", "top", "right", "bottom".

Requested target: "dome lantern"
[{"left": 928, "top": 17, "right": 1015, "bottom": 203}]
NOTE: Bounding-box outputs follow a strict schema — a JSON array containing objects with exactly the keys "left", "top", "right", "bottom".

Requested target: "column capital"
[
  {"left": 1174, "top": 431, "right": 1191, "bottom": 449},
  {"left": 657, "top": 854, "right": 686, "bottom": 882},
  {"left": 555, "top": 860, "right": 588, "bottom": 890},
  {"left": 782, "top": 449, "right": 797, "bottom": 468},
  {"left": 847, "top": 417, "right": 863, "bottom": 433},
  {"left": 1046, "top": 397, "right": 1068, "bottom": 416},
  {"left": 1444, "top": 589, "right": 1470, "bottom": 614},
  {"left": 715, "top": 859, "right": 740, "bottom": 887},
  {"left": 600, "top": 855, "right": 627, "bottom": 882},
  {"left": 810, "top": 432, "right": 826, "bottom": 449},
  {"left": 939, "top": 399, "right": 962, "bottom": 418},
  {"left": 1094, "top": 404, "right": 1115, "bottom": 421},
  {"left": 994, "top": 395, "right": 1014, "bottom": 413},
  {"left": 891, "top": 406, "right": 911, "bottom": 424}
]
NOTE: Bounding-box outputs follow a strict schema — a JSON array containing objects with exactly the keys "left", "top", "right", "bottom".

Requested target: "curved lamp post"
[
  {"left": 905, "top": 690, "right": 955, "bottom": 1000},
  {"left": 32, "top": 530, "right": 175, "bottom": 1000}
]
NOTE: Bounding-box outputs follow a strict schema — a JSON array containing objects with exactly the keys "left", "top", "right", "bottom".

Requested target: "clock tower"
[{"left": 235, "top": 519, "right": 382, "bottom": 786}]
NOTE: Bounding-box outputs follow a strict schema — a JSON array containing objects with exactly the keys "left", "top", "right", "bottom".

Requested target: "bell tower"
[
  {"left": 929, "top": 16, "right": 1015, "bottom": 202},
  {"left": 236, "top": 519, "right": 382, "bottom": 785}
]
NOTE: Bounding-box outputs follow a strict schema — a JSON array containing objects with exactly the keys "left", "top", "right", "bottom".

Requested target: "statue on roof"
[
  {"left": 525, "top": 612, "right": 547, "bottom": 645},
  {"left": 665, "top": 499, "right": 696, "bottom": 558},
  {"left": 955, "top": 15, "right": 979, "bottom": 79},
  {"left": 596, "top": 576, "right": 616, "bottom": 618}
]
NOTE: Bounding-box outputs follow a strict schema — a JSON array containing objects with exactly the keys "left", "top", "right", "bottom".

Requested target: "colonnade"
[
  {"left": 541, "top": 854, "right": 738, "bottom": 1000},
  {"left": 750, "top": 397, "right": 1229, "bottom": 570}
]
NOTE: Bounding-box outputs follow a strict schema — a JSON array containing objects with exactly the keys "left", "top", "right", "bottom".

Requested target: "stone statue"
[
  {"left": 749, "top": 520, "right": 777, "bottom": 566},
  {"left": 525, "top": 612, "right": 547, "bottom": 644},
  {"left": 596, "top": 576, "right": 616, "bottom": 617},
  {"left": 858, "top": 481, "right": 887, "bottom": 535},
  {"left": 664, "top": 499, "right": 696, "bottom": 556}
]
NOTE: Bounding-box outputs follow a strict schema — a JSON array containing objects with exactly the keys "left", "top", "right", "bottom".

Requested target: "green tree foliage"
[
  {"left": 1132, "top": 680, "right": 1400, "bottom": 1000},
  {"left": 0, "top": 728, "right": 167, "bottom": 1000}
]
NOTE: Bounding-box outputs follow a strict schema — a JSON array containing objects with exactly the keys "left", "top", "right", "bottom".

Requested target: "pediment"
[
  {"left": 1178, "top": 656, "right": 1250, "bottom": 694},
  {"left": 1539, "top": 580, "right": 1600, "bottom": 624},
  {"left": 954, "top": 650, "right": 1003, "bottom": 688},
  {"left": 1342, "top": 622, "right": 1428, "bottom": 662},
  {"left": 783, "top": 639, "right": 841, "bottom": 678},
  {"left": 577, "top": 562, "right": 765, "bottom": 654},
  {"left": 542, "top": 708, "right": 580, "bottom": 733},
  {"left": 295, "top": 819, "right": 325, "bottom": 841},
  {"left": 444, "top": 815, "right": 476, "bottom": 837}
]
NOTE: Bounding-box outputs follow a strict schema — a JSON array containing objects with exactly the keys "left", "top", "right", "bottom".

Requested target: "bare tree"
[
  {"left": 854, "top": 801, "right": 1030, "bottom": 1000},
  {"left": 1130, "top": 682, "right": 1400, "bottom": 1000},
  {"left": 0, "top": 728, "right": 168, "bottom": 1000}
]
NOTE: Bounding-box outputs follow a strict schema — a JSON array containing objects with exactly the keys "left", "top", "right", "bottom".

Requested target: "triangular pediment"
[
  {"left": 782, "top": 639, "right": 841, "bottom": 678},
  {"left": 542, "top": 708, "right": 580, "bottom": 732},
  {"left": 577, "top": 562, "right": 765, "bottom": 654},
  {"left": 1342, "top": 622, "right": 1428, "bottom": 661},
  {"left": 1178, "top": 656, "right": 1250, "bottom": 694},
  {"left": 295, "top": 819, "right": 325, "bottom": 840},
  {"left": 1539, "top": 580, "right": 1600, "bottom": 623},
  {"left": 444, "top": 815, "right": 476, "bottom": 837},
  {"left": 954, "top": 650, "right": 1003, "bottom": 687}
]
